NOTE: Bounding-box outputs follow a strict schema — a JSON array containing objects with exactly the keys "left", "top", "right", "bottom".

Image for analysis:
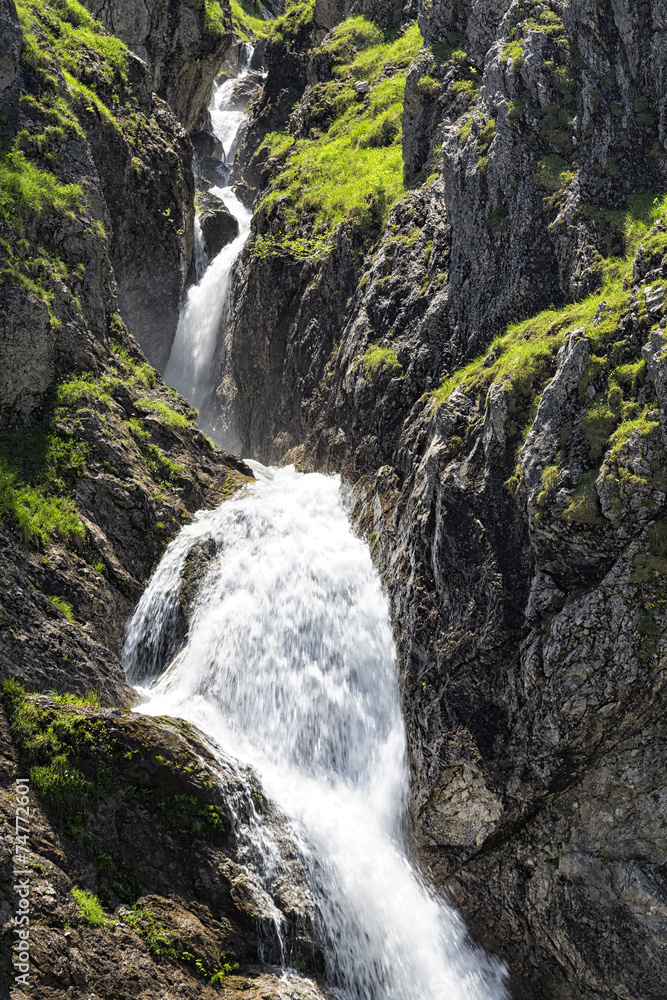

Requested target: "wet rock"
[
  {"left": 199, "top": 192, "right": 241, "bottom": 258},
  {"left": 0, "top": 696, "right": 328, "bottom": 998},
  {"left": 191, "top": 128, "right": 225, "bottom": 187}
]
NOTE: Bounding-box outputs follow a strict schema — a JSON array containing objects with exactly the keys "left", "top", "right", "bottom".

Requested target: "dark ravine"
[{"left": 1, "top": 0, "right": 667, "bottom": 998}]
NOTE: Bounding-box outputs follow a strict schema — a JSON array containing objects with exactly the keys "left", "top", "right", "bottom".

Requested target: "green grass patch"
[
  {"left": 72, "top": 886, "right": 110, "bottom": 925},
  {"left": 135, "top": 399, "right": 193, "bottom": 428},
  {"left": 258, "top": 19, "right": 422, "bottom": 238},
  {"left": 357, "top": 345, "right": 403, "bottom": 381},
  {"left": 0, "top": 416, "right": 87, "bottom": 547},
  {"left": 47, "top": 595, "right": 76, "bottom": 622}
]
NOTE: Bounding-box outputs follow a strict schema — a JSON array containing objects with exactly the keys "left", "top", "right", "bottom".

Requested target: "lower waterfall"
[{"left": 122, "top": 465, "right": 508, "bottom": 1000}]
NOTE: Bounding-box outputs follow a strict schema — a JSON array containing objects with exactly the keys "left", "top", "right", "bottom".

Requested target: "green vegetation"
[
  {"left": 561, "top": 471, "right": 603, "bottom": 524},
  {"left": 257, "top": 19, "right": 423, "bottom": 239},
  {"left": 230, "top": 0, "right": 314, "bottom": 42},
  {"left": 203, "top": 0, "right": 228, "bottom": 36},
  {"left": 357, "top": 345, "right": 403, "bottom": 382},
  {"left": 47, "top": 594, "right": 76, "bottom": 622},
  {"left": 3, "top": 680, "right": 227, "bottom": 839},
  {"left": 0, "top": 411, "right": 87, "bottom": 548},
  {"left": 72, "top": 886, "right": 110, "bottom": 925},
  {"left": 248, "top": 232, "right": 332, "bottom": 262},
  {"left": 533, "top": 155, "right": 575, "bottom": 208},
  {"left": 434, "top": 196, "right": 667, "bottom": 435},
  {"left": 502, "top": 40, "right": 524, "bottom": 70},
  {"left": 415, "top": 74, "right": 441, "bottom": 98},
  {"left": 135, "top": 399, "right": 193, "bottom": 429}
]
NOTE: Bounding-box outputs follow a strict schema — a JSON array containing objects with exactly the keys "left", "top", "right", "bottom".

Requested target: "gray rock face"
[
  {"left": 0, "top": 0, "right": 21, "bottom": 92},
  {"left": 80, "top": 0, "right": 234, "bottom": 132},
  {"left": 199, "top": 192, "right": 241, "bottom": 257}
]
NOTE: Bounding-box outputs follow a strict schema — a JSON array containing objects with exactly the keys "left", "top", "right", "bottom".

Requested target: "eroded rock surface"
[{"left": 80, "top": 0, "right": 234, "bottom": 132}]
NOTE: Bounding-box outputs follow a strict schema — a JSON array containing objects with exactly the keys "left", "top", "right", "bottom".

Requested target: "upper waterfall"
[{"left": 163, "top": 47, "right": 258, "bottom": 444}]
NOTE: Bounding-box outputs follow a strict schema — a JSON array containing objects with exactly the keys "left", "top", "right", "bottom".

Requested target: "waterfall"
[
  {"left": 123, "top": 464, "right": 509, "bottom": 1000},
  {"left": 163, "top": 46, "right": 257, "bottom": 430}
]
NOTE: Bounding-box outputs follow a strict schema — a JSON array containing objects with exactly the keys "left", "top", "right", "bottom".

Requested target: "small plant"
[
  {"left": 71, "top": 886, "right": 110, "bottom": 926},
  {"left": 357, "top": 345, "right": 403, "bottom": 382},
  {"left": 47, "top": 594, "right": 75, "bottom": 623}
]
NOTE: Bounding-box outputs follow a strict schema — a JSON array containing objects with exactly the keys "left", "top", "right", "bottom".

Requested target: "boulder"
[{"left": 199, "top": 191, "right": 240, "bottom": 258}]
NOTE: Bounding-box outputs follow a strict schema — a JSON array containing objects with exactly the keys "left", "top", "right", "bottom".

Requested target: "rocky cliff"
[{"left": 217, "top": 1, "right": 667, "bottom": 997}]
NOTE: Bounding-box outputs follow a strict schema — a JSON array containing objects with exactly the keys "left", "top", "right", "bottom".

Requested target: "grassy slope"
[{"left": 0, "top": 0, "right": 222, "bottom": 555}]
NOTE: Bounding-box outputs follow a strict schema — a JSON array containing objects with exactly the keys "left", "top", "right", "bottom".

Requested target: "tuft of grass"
[
  {"left": 135, "top": 399, "right": 193, "bottom": 428},
  {"left": 72, "top": 886, "right": 110, "bottom": 925},
  {"left": 357, "top": 344, "right": 403, "bottom": 382},
  {"left": 47, "top": 595, "right": 76, "bottom": 622},
  {"left": 561, "top": 472, "right": 604, "bottom": 524},
  {"left": 502, "top": 40, "right": 524, "bottom": 70}
]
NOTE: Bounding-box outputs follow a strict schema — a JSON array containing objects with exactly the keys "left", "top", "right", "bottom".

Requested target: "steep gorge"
[{"left": 0, "top": 0, "right": 666, "bottom": 998}]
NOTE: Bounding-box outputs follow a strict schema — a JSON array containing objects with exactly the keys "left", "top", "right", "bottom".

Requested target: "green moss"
[
  {"left": 32, "top": 757, "right": 93, "bottom": 814},
  {"left": 357, "top": 345, "right": 403, "bottom": 381},
  {"left": 3, "top": 682, "right": 227, "bottom": 840}
]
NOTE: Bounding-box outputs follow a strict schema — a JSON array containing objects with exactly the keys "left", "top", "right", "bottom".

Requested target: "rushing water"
[
  {"left": 123, "top": 465, "right": 508, "bottom": 1000},
  {"left": 163, "top": 47, "right": 256, "bottom": 429}
]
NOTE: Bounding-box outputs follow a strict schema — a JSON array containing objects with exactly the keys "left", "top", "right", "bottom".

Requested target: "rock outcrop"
[
  {"left": 0, "top": 687, "right": 330, "bottom": 998},
  {"left": 199, "top": 191, "right": 240, "bottom": 258},
  {"left": 80, "top": 0, "right": 234, "bottom": 132}
]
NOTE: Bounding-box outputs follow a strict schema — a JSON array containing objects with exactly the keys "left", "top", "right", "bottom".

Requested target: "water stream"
[
  {"left": 163, "top": 47, "right": 256, "bottom": 430},
  {"left": 126, "top": 49, "right": 509, "bottom": 1000}
]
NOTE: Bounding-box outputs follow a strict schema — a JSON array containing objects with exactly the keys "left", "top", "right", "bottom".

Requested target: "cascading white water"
[
  {"left": 123, "top": 465, "right": 509, "bottom": 1000},
  {"left": 163, "top": 187, "right": 251, "bottom": 410},
  {"left": 163, "top": 48, "right": 257, "bottom": 418}
]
